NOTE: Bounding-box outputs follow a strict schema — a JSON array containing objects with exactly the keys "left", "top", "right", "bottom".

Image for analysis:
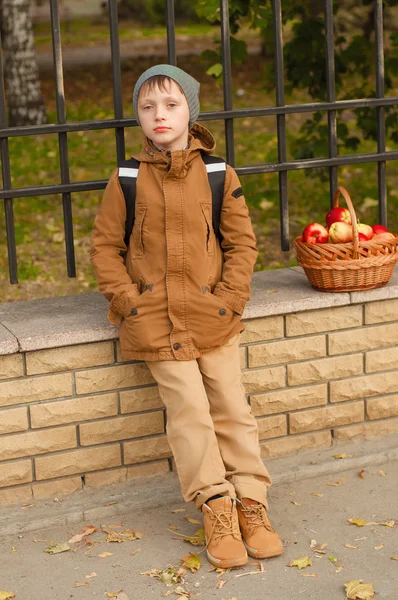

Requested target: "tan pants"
[{"left": 146, "top": 334, "right": 272, "bottom": 510}]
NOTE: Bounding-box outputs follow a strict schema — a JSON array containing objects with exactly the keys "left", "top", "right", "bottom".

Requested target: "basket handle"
[{"left": 333, "top": 186, "right": 359, "bottom": 257}]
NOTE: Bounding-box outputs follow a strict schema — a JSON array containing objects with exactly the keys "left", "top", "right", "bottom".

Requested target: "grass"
[{"left": 1, "top": 53, "right": 397, "bottom": 302}]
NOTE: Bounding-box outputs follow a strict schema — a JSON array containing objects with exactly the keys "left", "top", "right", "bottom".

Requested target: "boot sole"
[
  {"left": 206, "top": 549, "right": 248, "bottom": 569},
  {"left": 244, "top": 541, "right": 284, "bottom": 559}
]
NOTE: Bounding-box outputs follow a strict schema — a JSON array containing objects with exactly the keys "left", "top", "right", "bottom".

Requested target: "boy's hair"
[{"left": 138, "top": 75, "right": 184, "bottom": 99}]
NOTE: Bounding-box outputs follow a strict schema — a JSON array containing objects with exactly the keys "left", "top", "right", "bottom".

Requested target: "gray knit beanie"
[{"left": 133, "top": 64, "right": 200, "bottom": 130}]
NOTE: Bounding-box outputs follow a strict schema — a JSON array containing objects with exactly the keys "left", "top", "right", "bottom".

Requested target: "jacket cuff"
[
  {"left": 107, "top": 285, "right": 140, "bottom": 324},
  {"left": 213, "top": 285, "right": 246, "bottom": 315}
]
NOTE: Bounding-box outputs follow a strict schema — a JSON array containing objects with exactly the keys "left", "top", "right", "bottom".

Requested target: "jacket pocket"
[
  {"left": 200, "top": 202, "right": 213, "bottom": 256},
  {"left": 132, "top": 204, "right": 147, "bottom": 258}
]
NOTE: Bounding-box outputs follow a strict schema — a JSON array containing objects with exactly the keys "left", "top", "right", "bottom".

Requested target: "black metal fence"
[{"left": 1, "top": 0, "right": 398, "bottom": 284}]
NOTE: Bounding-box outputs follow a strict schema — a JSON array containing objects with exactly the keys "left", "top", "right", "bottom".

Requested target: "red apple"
[
  {"left": 372, "top": 224, "right": 389, "bottom": 235},
  {"left": 302, "top": 223, "right": 329, "bottom": 244},
  {"left": 374, "top": 231, "right": 396, "bottom": 242},
  {"left": 328, "top": 221, "right": 353, "bottom": 243},
  {"left": 358, "top": 233, "right": 368, "bottom": 242},
  {"left": 326, "top": 207, "right": 351, "bottom": 228},
  {"left": 357, "top": 223, "right": 374, "bottom": 240}
]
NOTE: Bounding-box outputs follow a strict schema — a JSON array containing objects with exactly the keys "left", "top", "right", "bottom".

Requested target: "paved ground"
[{"left": 2, "top": 438, "right": 398, "bottom": 600}]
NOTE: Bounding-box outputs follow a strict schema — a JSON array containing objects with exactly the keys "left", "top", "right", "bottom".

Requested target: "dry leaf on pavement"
[
  {"left": 344, "top": 579, "right": 375, "bottom": 599},
  {"left": 216, "top": 579, "right": 227, "bottom": 589},
  {"left": 0, "top": 593, "right": 15, "bottom": 600},
  {"left": 106, "top": 591, "right": 123, "bottom": 598},
  {"left": 85, "top": 573, "right": 97, "bottom": 579},
  {"left": 288, "top": 556, "right": 312, "bottom": 569},
  {"left": 344, "top": 544, "right": 360, "bottom": 549},
  {"left": 311, "top": 493, "right": 323, "bottom": 497},
  {"left": 184, "top": 516, "right": 201, "bottom": 525},
  {"left": 358, "top": 470, "right": 366, "bottom": 479},
  {"left": 348, "top": 519, "right": 367, "bottom": 527},
  {"left": 171, "top": 527, "right": 205, "bottom": 547},
  {"left": 44, "top": 541, "right": 71, "bottom": 554},
  {"left": 105, "top": 528, "right": 143, "bottom": 543},
  {"left": 333, "top": 453, "right": 354, "bottom": 459},
  {"left": 68, "top": 525, "right": 96, "bottom": 544},
  {"left": 325, "top": 478, "right": 345, "bottom": 486},
  {"left": 171, "top": 509, "right": 185, "bottom": 513},
  {"left": 391, "top": 556, "right": 398, "bottom": 560},
  {"left": 374, "top": 544, "right": 384, "bottom": 550},
  {"left": 74, "top": 583, "right": 89, "bottom": 588},
  {"left": 378, "top": 470, "right": 386, "bottom": 476},
  {"left": 130, "top": 549, "right": 141, "bottom": 556},
  {"left": 182, "top": 553, "right": 201, "bottom": 573},
  {"left": 291, "top": 500, "right": 300, "bottom": 506},
  {"left": 99, "top": 552, "right": 113, "bottom": 558},
  {"left": 300, "top": 573, "right": 318, "bottom": 577}
]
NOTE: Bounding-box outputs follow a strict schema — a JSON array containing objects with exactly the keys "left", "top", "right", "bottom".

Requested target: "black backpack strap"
[
  {"left": 202, "top": 154, "right": 226, "bottom": 243},
  {"left": 118, "top": 158, "right": 140, "bottom": 248}
]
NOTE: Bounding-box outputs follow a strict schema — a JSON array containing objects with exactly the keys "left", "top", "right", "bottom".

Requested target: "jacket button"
[
  {"left": 219, "top": 308, "right": 227, "bottom": 316},
  {"left": 130, "top": 308, "right": 137, "bottom": 315},
  {"left": 173, "top": 343, "right": 180, "bottom": 350}
]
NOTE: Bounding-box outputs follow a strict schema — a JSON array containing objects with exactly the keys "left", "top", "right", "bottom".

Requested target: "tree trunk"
[{"left": 0, "top": 0, "right": 47, "bottom": 126}]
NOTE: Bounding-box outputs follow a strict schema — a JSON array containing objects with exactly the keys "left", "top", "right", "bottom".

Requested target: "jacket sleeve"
[
  {"left": 90, "top": 169, "right": 140, "bottom": 325},
  {"left": 212, "top": 165, "right": 258, "bottom": 315}
]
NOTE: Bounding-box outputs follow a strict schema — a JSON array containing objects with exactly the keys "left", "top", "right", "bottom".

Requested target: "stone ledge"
[{"left": 0, "top": 267, "right": 397, "bottom": 355}]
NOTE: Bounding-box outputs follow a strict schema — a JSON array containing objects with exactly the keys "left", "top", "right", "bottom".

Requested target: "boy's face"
[{"left": 137, "top": 79, "right": 190, "bottom": 152}]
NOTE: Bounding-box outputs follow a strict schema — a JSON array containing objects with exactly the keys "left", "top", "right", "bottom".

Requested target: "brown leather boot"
[
  {"left": 202, "top": 496, "right": 248, "bottom": 568},
  {"left": 236, "top": 498, "right": 283, "bottom": 559}
]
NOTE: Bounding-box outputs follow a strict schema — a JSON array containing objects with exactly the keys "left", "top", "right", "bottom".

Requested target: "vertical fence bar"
[
  {"left": 165, "top": 0, "right": 177, "bottom": 66},
  {"left": 272, "top": 0, "right": 289, "bottom": 250},
  {"left": 0, "top": 30, "right": 18, "bottom": 283},
  {"left": 50, "top": 0, "right": 76, "bottom": 277},
  {"left": 374, "top": 0, "right": 387, "bottom": 226},
  {"left": 108, "top": 0, "right": 125, "bottom": 164},
  {"left": 324, "top": 0, "right": 338, "bottom": 205},
  {"left": 220, "top": 0, "right": 235, "bottom": 166}
]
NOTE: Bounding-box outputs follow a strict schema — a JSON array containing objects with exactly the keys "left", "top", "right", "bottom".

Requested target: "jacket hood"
[{"left": 132, "top": 123, "right": 216, "bottom": 176}]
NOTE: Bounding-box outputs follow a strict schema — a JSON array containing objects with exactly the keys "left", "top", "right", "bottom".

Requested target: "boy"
[{"left": 90, "top": 64, "right": 283, "bottom": 569}]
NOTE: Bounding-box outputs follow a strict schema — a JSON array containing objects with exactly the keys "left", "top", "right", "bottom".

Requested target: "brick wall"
[{"left": 1, "top": 296, "right": 398, "bottom": 505}]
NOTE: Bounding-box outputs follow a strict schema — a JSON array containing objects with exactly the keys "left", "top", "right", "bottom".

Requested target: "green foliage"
[
  {"left": 197, "top": 0, "right": 398, "bottom": 170},
  {"left": 118, "top": 0, "right": 200, "bottom": 23}
]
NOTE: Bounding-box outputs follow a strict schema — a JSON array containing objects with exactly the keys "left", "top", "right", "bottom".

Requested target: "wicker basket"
[{"left": 294, "top": 186, "right": 398, "bottom": 293}]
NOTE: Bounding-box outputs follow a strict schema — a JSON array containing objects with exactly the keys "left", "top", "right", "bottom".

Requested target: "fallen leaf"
[
  {"left": 266, "top": 289, "right": 278, "bottom": 293},
  {"left": 184, "top": 516, "right": 201, "bottom": 525},
  {"left": 333, "top": 453, "right": 354, "bottom": 459},
  {"left": 311, "top": 493, "right": 323, "bottom": 497},
  {"left": 336, "top": 566, "right": 343, "bottom": 573},
  {"left": 99, "top": 552, "right": 113, "bottom": 558},
  {"left": 0, "top": 593, "right": 15, "bottom": 600},
  {"left": 325, "top": 478, "right": 345, "bottom": 486},
  {"left": 289, "top": 556, "right": 312, "bottom": 569},
  {"left": 329, "top": 556, "right": 338, "bottom": 563},
  {"left": 182, "top": 553, "right": 201, "bottom": 573},
  {"left": 344, "top": 579, "right": 375, "bottom": 599},
  {"left": 106, "top": 529, "right": 143, "bottom": 543},
  {"left": 74, "top": 583, "right": 89, "bottom": 588},
  {"left": 171, "top": 527, "right": 205, "bottom": 547},
  {"left": 106, "top": 591, "right": 123, "bottom": 598},
  {"left": 358, "top": 470, "right": 366, "bottom": 479},
  {"left": 354, "top": 537, "right": 368, "bottom": 541},
  {"left": 142, "top": 566, "right": 185, "bottom": 587},
  {"left": 301, "top": 573, "right": 318, "bottom": 577},
  {"left": 374, "top": 544, "right": 384, "bottom": 550},
  {"left": 85, "top": 573, "right": 97, "bottom": 578},
  {"left": 33, "top": 539, "right": 47, "bottom": 543},
  {"left": 345, "top": 544, "right": 360, "bottom": 549},
  {"left": 21, "top": 503, "right": 34, "bottom": 509},
  {"left": 44, "top": 541, "right": 71, "bottom": 554},
  {"left": 68, "top": 525, "right": 96, "bottom": 544},
  {"left": 377, "top": 520, "right": 395, "bottom": 528},
  {"left": 391, "top": 556, "right": 398, "bottom": 561},
  {"left": 104, "top": 501, "right": 118, "bottom": 506},
  {"left": 130, "top": 549, "right": 141, "bottom": 556},
  {"left": 378, "top": 470, "right": 386, "bottom": 477},
  {"left": 11, "top": 547, "right": 16, "bottom": 552},
  {"left": 291, "top": 500, "right": 300, "bottom": 506},
  {"left": 348, "top": 519, "right": 367, "bottom": 527},
  {"left": 216, "top": 579, "right": 227, "bottom": 589},
  {"left": 171, "top": 508, "right": 185, "bottom": 513},
  {"left": 174, "top": 587, "right": 191, "bottom": 598}
]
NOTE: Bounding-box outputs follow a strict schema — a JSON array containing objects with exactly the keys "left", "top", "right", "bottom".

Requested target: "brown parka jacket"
[{"left": 90, "top": 124, "right": 258, "bottom": 361}]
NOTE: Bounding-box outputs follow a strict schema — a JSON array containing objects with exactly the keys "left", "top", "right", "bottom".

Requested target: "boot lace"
[
  {"left": 199, "top": 509, "right": 240, "bottom": 553},
  {"left": 240, "top": 504, "right": 274, "bottom": 535}
]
